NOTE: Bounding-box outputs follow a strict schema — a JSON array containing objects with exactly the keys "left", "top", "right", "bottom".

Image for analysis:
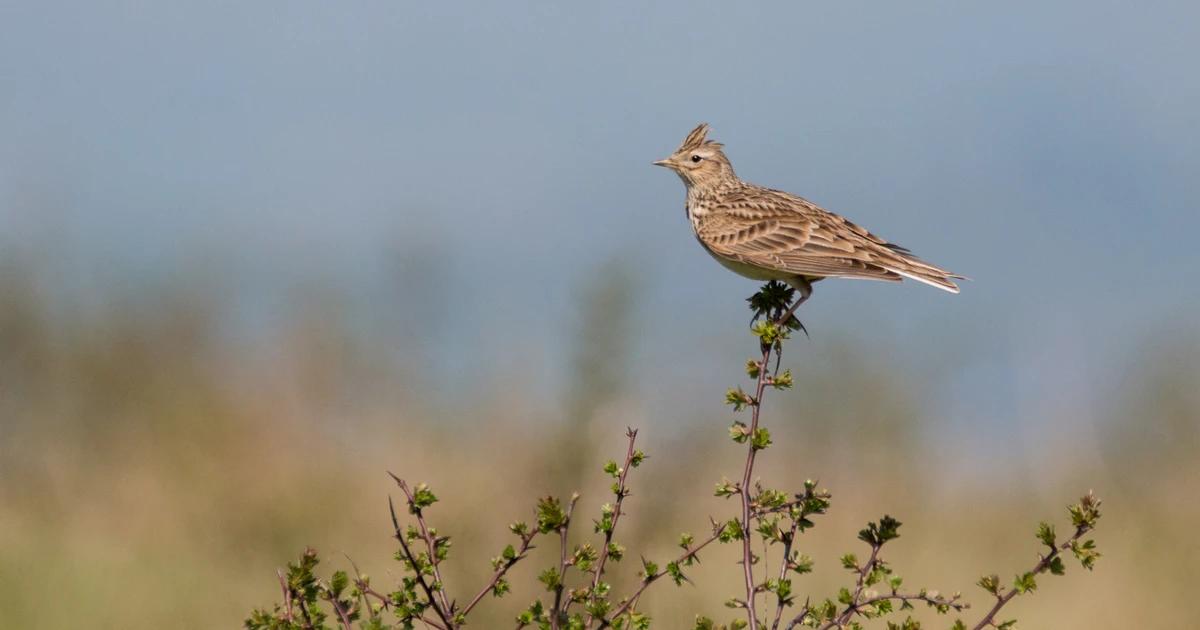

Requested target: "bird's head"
[{"left": 654, "top": 123, "right": 736, "bottom": 188}]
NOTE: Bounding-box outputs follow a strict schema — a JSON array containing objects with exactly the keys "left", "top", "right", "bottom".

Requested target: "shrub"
[{"left": 246, "top": 282, "right": 1102, "bottom": 630}]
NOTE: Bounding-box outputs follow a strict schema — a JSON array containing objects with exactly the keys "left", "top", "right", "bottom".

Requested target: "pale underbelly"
[{"left": 703, "top": 246, "right": 795, "bottom": 281}]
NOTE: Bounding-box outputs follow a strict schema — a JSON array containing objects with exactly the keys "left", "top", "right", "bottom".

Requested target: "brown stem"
[
  {"left": 355, "top": 566, "right": 451, "bottom": 629},
  {"left": 769, "top": 520, "right": 801, "bottom": 630},
  {"left": 550, "top": 494, "right": 580, "bottom": 629},
  {"left": 584, "top": 428, "right": 640, "bottom": 628},
  {"left": 388, "top": 494, "right": 455, "bottom": 629},
  {"left": 807, "top": 592, "right": 965, "bottom": 630},
  {"left": 325, "top": 591, "right": 354, "bottom": 630},
  {"left": 850, "top": 547, "right": 880, "bottom": 607},
  {"left": 278, "top": 570, "right": 295, "bottom": 624},
  {"left": 596, "top": 498, "right": 810, "bottom": 630},
  {"left": 788, "top": 601, "right": 811, "bottom": 630},
  {"left": 391, "top": 475, "right": 455, "bottom": 619},
  {"left": 596, "top": 530, "right": 723, "bottom": 629},
  {"left": 971, "top": 525, "right": 1089, "bottom": 630},
  {"left": 821, "top": 545, "right": 881, "bottom": 629},
  {"left": 461, "top": 528, "right": 538, "bottom": 618},
  {"left": 783, "top": 587, "right": 964, "bottom": 630},
  {"left": 357, "top": 580, "right": 446, "bottom": 628},
  {"left": 739, "top": 343, "right": 773, "bottom": 629},
  {"left": 298, "top": 597, "right": 315, "bottom": 629},
  {"left": 357, "top": 581, "right": 393, "bottom": 612}
]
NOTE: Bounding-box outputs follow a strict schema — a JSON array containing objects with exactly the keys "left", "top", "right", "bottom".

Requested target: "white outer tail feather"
[{"left": 881, "top": 266, "right": 960, "bottom": 294}]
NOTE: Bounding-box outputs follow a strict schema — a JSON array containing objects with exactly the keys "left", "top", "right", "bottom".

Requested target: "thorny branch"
[
  {"left": 462, "top": 528, "right": 538, "bottom": 618},
  {"left": 324, "top": 592, "right": 353, "bottom": 630},
  {"left": 597, "top": 525, "right": 724, "bottom": 629},
  {"left": 584, "top": 428, "right": 640, "bottom": 628},
  {"left": 247, "top": 282, "right": 1103, "bottom": 630},
  {"left": 277, "top": 570, "right": 295, "bottom": 625},
  {"left": 597, "top": 495, "right": 818, "bottom": 630},
  {"left": 388, "top": 494, "right": 453, "bottom": 629},
  {"left": 550, "top": 494, "right": 581, "bottom": 629},
  {"left": 768, "top": 518, "right": 801, "bottom": 630},
  {"left": 813, "top": 547, "right": 966, "bottom": 630},
  {"left": 392, "top": 475, "right": 455, "bottom": 617},
  {"left": 971, "top": 493, "right": 1101, "bottom": 630},
  {"left": 728, "top": 283, "right": 807, "bottom": 629},
  {"left": 738, "top": 340, "right": 774, "bottom": 629}
]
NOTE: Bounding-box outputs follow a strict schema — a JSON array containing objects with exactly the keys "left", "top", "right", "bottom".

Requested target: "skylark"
[{"left": 655, "top": 123, "right": 962, "bottom": 318}]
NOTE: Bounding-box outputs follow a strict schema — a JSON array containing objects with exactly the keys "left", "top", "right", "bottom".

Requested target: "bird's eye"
[{"left": 691, "top": 154, "right": 702, "bottom": 163}]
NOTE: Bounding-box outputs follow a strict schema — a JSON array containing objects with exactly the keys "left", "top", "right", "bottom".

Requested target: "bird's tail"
[{"left": 881, "top": 257, "right": 965, "bottom": 294}]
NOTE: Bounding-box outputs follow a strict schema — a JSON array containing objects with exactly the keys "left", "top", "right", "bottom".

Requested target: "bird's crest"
[{"left": 677, "top": 122, "right": 723, "bottom": 153}]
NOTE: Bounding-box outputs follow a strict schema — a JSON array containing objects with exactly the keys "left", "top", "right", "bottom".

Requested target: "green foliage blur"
[{"left": 0, "top": 256, "right": 1195, "bottom": 628}]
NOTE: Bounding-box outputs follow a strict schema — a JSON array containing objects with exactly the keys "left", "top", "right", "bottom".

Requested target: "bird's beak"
[{"left": 653, "top": 158, "right": 673, "bottom": 168}]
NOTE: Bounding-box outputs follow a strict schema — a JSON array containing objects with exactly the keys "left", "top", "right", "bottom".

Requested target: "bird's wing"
[{"left": 699, "top": 187, "right": 961, "bottom": 291}]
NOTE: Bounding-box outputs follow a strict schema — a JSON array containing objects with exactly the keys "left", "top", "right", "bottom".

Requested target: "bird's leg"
[{"left": 777, "top": 277, "right": 813, "bottom": 333}]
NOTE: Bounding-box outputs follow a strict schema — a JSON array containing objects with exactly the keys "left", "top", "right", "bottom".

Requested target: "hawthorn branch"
[
  {"left": 583, "top": 428, "right": 640, "bottom": 627},
  {"left": 462, "top": 527, "right": 538, "bottom": 618},
  {"left": 356, "top": 579, "right": 393, "bottom": 613},
  {"left": 297, "top": 597, "right": 314, "bottom": 629},
  {"left": 768, "top": 518, "right": 801, "bottom": 630},
  {"left": 247, "top": 280, "right": 1106, "bottom": 630},
  {"left": 324, "top": 591, "right": 354, "bottom": 630},
  {"left": 550, "top": 494, "right": 580, "bottom": 629},
  {"left": 597, "top": 497, "right": 813, "bottom": 630},
  {"left": 849, "top": 546, "right": 881, "bottom": 610},
  {"left": 355, "top": 579, "right": 443, "bottom": 628},
  {"left": 392, "top": 475, "right": 455, "bottom": 618},
  {"left": 388, "top": 495, "right": 454, "bottom": 630},
  {"left": 783, "top": 585, "right": 965, "bottom": 630},
  {"left": 810, "top": 592, "right": 966, "bottom": 630},
  {"left": 278, "top": 570, "right": 296, "bottom": 624},
  {"left": 971, "top": 516, "right": 1097, "bottom": 630},
  {"left": 795, "top": 541, "right": 883, "bottom": 630},
  {"left": 597, "top": 527, "right": 723, "bottom": 629},
  {"left": 737, "top": 341, "right": 773, "bottom": 630},
  {"left": 731, "top": 289, "right": 803, "bottom": 629}
]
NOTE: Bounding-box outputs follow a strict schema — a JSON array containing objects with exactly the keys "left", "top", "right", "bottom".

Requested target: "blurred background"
[{"left": 2, "top": 2, "right": 1197, "bottom": 628}]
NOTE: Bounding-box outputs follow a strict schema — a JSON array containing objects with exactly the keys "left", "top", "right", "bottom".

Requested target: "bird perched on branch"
[{"left": 654, "top": 123, "right": 962, "bottom": 322}]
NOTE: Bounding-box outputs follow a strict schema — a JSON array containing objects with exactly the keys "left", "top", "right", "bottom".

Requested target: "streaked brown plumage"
[{"left": 654, "top": 123, "right": 963, "bottom": 300}]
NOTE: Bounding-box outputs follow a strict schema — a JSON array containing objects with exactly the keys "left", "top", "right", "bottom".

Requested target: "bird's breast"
[{"left": 685, "top": 200, "right": 711, "bottom": 234}]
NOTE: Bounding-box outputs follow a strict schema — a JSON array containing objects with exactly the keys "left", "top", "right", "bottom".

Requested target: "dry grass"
[{"left": 0, "top": 261, "right": 1195, "bottom": 628}]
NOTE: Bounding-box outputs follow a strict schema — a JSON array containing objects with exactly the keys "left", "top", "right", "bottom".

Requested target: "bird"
[{"left": 654, "top": 123, "right": 962, "bottom": 321}]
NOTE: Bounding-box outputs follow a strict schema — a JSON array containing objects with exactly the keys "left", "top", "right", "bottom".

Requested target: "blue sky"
[{"left": 2, "top": 1, "right": 1197, "bottom": 438}]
